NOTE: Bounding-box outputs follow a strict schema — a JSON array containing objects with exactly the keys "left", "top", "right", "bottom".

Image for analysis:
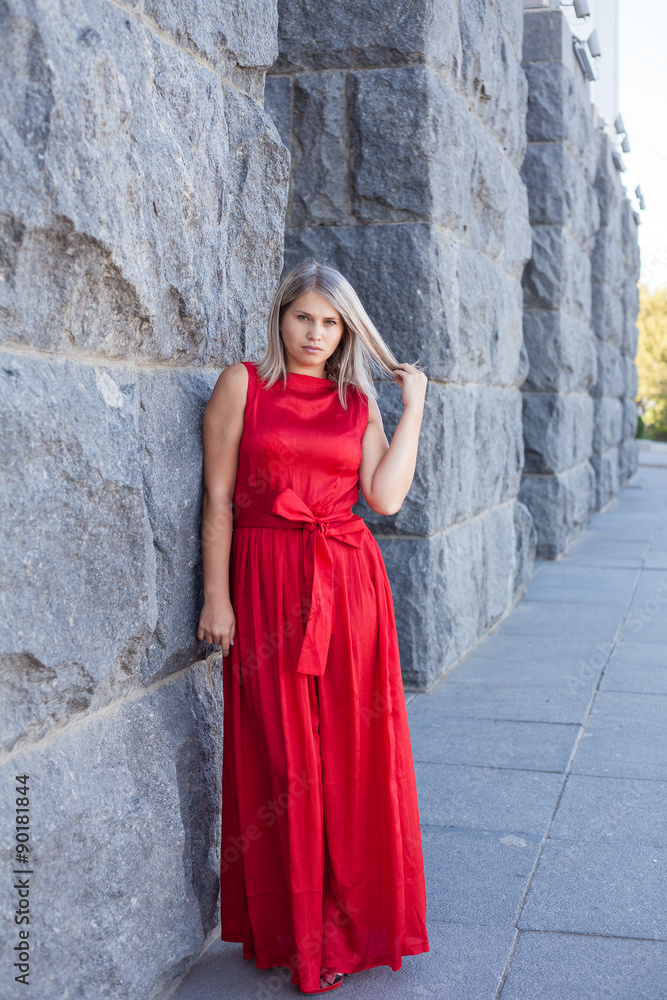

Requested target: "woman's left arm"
[{"left": 358, "top": 363, "right": 428, "bottom": 516}]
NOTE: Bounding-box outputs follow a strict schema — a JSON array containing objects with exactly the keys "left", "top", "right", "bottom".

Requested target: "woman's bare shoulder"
[{"left": 206, "top": 362, "right": 249, "bottom": 417}]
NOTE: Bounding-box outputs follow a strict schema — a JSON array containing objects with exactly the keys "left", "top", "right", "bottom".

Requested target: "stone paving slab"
[
  {"left": 414, "top": 762, "right": 562, "bottom": 835},
  {"left": 169, "top": 461, "right": 667, "bottom": 998},
  {"left": 423, "top": 825, "right": 543, "bottom": 927},
  {"left": 410, "top": 678, "right": 591, "bottom": 724},
  {"left": 571, "top": 728, "right": 667, "bottom": 781},
  {"left": 501, "top": 932, "right": 667, "bottom": 1000},
  {"left": 407, "top": 714, "right": 579, "bottom": 772},
  {"left": 487, "top": 602, "right": 629, "bottom": 639},
  {"left": 600, "top": 656, "right": 667, "bottom": 695},
  {"left": 603, "top": 639, "right": 667, "bottom": 670},
  {"left": 517, "top": 839, "right": 667, "bottom": 939},
  {"left": 446, "top": 655, "right": 601, "bottom": 697},
  {"left": 548, "top": 773, "right": 667, "bottom": 844}
]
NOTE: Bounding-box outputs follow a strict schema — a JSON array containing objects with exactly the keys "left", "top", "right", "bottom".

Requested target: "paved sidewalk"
[{"left": 169, "top": 456, "right": 667, "bottom": 1000}]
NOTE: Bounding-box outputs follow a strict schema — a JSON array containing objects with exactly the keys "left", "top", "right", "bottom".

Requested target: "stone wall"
[
  {"left": 590, "top": 131, "right": 640, "bottom": 505},
  {"left": 518, "top": 6, "right": 600, "bottom": 558},
  {"left": 266, "top": 0, "right": 537, "bottom": 690},
  {"left": 518, "top": 6, "right": 640, "bottom": 555},
  {"left": 0, "top": 1, "right": 288, "bottom": 998}
]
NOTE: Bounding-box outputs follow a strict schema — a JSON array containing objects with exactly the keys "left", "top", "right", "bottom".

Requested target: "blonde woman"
[{"left": 198, "top": 259, "right": 429, "bottom": 994}]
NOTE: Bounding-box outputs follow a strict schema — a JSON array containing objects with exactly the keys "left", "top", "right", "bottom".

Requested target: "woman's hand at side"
[{"left": 198, "top": 599, "right": 236, "bottom": 657}]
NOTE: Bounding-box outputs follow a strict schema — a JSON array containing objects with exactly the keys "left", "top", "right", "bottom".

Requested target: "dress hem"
[{"left": 219, "top": 935, "right": 430, "bottom": 985}]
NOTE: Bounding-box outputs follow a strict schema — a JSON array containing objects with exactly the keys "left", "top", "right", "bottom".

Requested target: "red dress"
[{"left": 220, "top": 360, "right": 429, "bottom": 991}]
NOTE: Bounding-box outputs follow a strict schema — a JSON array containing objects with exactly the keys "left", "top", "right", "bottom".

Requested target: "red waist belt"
[{"left": 233, "top": 486, "right": 367, "bottom": 676}]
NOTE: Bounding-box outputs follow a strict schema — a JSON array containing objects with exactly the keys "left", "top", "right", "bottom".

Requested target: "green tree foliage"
[{"left": 636, "top": 283, "right": 667, "bottom": 437}]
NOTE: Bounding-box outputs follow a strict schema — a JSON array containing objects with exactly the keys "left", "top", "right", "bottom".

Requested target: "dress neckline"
[{"left": 287, "top": 370, "right": 337, "bottom": 387}]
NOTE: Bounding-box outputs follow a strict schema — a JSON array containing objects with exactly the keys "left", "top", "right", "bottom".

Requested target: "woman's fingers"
[{"left": 198, "top": 623, "right": 234, "bottom": 652}]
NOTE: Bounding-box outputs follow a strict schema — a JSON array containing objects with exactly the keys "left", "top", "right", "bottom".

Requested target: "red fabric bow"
[{"left": 234, "top": 487, "right": 367, "bottom": 675}]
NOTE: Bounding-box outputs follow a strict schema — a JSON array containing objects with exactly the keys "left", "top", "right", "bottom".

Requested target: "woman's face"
[{"left": 280, "top": 290, "right": 345, "bottom": 376}]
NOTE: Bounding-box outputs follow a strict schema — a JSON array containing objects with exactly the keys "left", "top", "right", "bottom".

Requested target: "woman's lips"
[{"left": 302, "top": 346, "right": 322, "bottom": 353}]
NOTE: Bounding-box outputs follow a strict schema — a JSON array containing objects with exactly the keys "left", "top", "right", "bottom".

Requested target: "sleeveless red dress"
[{"left": 220, "top": 360, "right": 429, "bottom": 991}]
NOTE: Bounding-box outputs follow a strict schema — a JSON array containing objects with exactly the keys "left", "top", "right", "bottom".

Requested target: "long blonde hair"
[{"left": 255, "top": 258, "right": 425, "bottom": 410}]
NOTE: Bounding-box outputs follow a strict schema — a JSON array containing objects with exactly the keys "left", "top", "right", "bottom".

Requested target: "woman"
[{"left": 198, "top": 259, "right": 429, "bottom": 994}]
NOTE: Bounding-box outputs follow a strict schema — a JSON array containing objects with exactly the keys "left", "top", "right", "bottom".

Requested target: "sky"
[{"left": 619, "top": 0, "right": 667, "bottom": 291}]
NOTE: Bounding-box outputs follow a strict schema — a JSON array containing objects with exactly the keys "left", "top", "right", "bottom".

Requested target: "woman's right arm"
[{"left": 197, "top": 362, "right": 249, "bottom": 655}]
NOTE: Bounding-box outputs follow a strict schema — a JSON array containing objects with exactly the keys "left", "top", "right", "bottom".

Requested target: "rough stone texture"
[
  {"left": 0, "top": 0, "right": 288, "bottom": 997},
  {"left": 270, "top": 0, "right": 534, "bottom": 689},
  {"left": 0, "top": 0, "right": 289, "bottom": 365},
  {"left": 0, "top": 661, "right": 223, "bottom": 1000},
  {"left": 520, "top": 7, "right": 607, "bottom": 557},
  {"left": 518, "top": 461, "right": 596, "bottom": 561},
  {"left": 589, "top": 132, "right": 641, "bottom": 507}
]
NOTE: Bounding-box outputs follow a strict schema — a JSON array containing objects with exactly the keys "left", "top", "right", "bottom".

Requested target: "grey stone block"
[
  {"left": 473, "top": 389, "right": 525, "bottom": 513},
  {"left": 513, "top": 499, "right": 538, "bottom": 604},
  {"left": 523, "top": 60, "right": 599, "bottom": 181},
  {"left": 456, "top": 246, "right": 526, "bottom": 386},
  {"left": 592, "top": 396, "right": 624, "bottom": 454},
  {"left": 456, "top": 0, "right": 528, "bottom": 166},
  {"left": 0, "top": 0, "right": 289, "bottom": 365},
  {"left": 138, "top": 369, "right": 218, "bottom": 684},
  {"left": 519, "top": 461, "right": 595, "bottom": 558},
  {"left": 522, "top": 310, "right": 597, "bottom": 393},
  {"left": 591, "top": 281, "right": 624, "bottom": 345},
  {"left": 590, "top": 341, "right": 626, "bottom": 398},
  {"left": 348, "top": 66, "right": 434, "bottom": 225},
  {"left": 624, "top": 352, "right": 639, "bottom": 398},
  {"left": 263, "top": 73, "right": 292, "bottom": 149},
  {"left": 354, "top": 381, "right": 472, "bottom": 534},
  {"left": 522, "top": 226, "right": 592, "bottom": 321},
  {"left": 595, "top": 131, "right": 625, "bottom": 228},
  {"left": 0, "top": 352, "right": 220, "bottom": 752},
  {"left": 619, "top": 438, "right": 639, "bottom": 484},
  {"left": 0, "top": 662, "right": 223, "bottom": 1000},
  {"left": 590, "top": 448, "right": 620, "bottom": 510},
  {"left": 522, "top": 391, "right": 594, "bottom": 474},
  {"left": 347, "top": 66, "right": 531, "bottom": 264},
  {"left": 522, "top": 9, "right": 570, "bottom": 64},
  {"left": 0, "top": 353, "right": 155, "bottom": 752},
  {"left": 521, "top": 142, "right": 599, "bottom": 249},
  {"left": 274, "top": 0, "right": 434, "bottom": 73},
  {"left": 290, "top": 71, "right": 348, "bottom": 226},
  {"left": 145, "top": 0, "right": 278, "bottom": 99},
  {"left": 502, "top": 159, "right": 534, "bottom": 280}
]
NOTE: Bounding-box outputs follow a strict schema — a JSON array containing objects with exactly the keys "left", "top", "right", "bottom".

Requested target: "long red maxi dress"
[{"left": 220, "top": 360, "right": 429, "bottom": 991}]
